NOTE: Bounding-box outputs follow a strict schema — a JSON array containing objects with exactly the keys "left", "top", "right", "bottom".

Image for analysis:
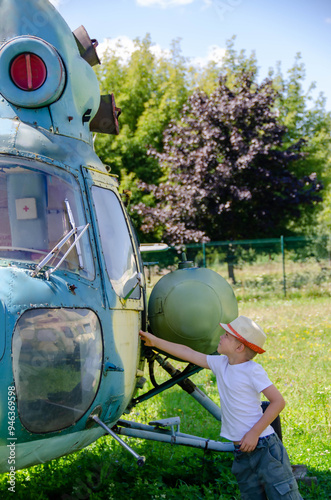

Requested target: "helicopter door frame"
[{"left": 80, "top": 165, "right": 145, "bottom": 312}]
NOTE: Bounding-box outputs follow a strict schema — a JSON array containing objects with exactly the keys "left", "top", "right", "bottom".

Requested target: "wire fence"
[{"left": 142, "top": 235, "right": 331, "bottom": 300}]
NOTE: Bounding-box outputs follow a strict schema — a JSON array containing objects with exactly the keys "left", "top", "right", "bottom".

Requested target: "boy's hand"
[
  {"left": 139, "top": 330, "right": 156, "bottom": 347},
  {"left": 139, "top": 330, "right": 209, "bottom": 368},
  {"left": 239, "top": 429, "right": 260, "bottom": 452},
  {"left": 239, "top": 385, "right": 285, "bottom": 453}
]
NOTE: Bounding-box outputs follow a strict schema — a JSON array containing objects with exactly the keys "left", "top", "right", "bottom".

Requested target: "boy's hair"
[
  {"left": 233, "top": 336, "right": 257, "bottom": 359},
  {"left": 244, "top": 345, "right": 258, "bottom": 360}
]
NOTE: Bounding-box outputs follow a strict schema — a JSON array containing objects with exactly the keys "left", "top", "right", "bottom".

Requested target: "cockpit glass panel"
[
  {"left": 91, "top": 186, "right": 140, "bottom": 299},
  {"left": 0, "top": 157, "right": 94, "bottom": 279},
  {"left": 12, "top": 308, "right": 103, "bottom": 433}
]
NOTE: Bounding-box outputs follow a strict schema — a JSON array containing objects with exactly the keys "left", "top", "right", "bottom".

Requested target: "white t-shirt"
[{"left": 207, "top": 354, "right": 275, "bottom": 442}]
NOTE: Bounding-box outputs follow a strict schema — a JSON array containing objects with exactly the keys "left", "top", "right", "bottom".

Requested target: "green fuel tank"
[{"left": 148, "top": 258, "right": 238, "bottom": 355}]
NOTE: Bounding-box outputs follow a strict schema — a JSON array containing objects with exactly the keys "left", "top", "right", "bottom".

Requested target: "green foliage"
[
  {"left": 271, "top": 54, "right": 331, "bottom": 232},
  {"left": 93, "top": 35, "right": 197, "bottom": 239},
  {"left": 93, "top": 35, "right": 330, "bottom": 242},
  {"left": 219, "top": 36, "right": 259, "bottom": 90},
  {"left": 135, "top": 65, "right": 322, "bottom": 244},
  {"left": 317, "top": 188, "right": 331, "bottom": 234},
  {"left": 94, "top": 35, "right": 189, "bottom": 185}
]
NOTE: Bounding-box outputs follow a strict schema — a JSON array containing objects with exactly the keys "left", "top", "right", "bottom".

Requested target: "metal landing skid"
[
  {"left": 115, "top": 417, "right": 234, "bottom": 453},
  {"left": 93, "top": 415, "right": 233, "bottom": 467},
  {"left": 92, "top": 415, "right": 146, "bottom": 466}
]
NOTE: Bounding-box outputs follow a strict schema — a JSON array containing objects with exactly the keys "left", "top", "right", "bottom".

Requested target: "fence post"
[
  {"left": 281, "top": 235, "right": 286, "bottom": 297},
  {"left": 202, "top": 242, "right": 206, "bottom": 268}
]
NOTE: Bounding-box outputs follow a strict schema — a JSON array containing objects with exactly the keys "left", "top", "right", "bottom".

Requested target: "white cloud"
[
  {"left": 190, "top": 45, "right": 226, "bottom": 67},
  {"left": 98, "top": 37, "right": 225, "bottom": 68},
  {"left": 98, "top": 36, "right": 225, "bottom": 69},
  {"left": 136, "top": 0, "right": 194, "bottom": 7},
  {"left": 97, "top": 36, "right": 138, "bottom": 62},
  {"left": 150, "top": 44, "right": 172, "bottom": 59},
  {"left": 97, "top": 36, "right": 171, "bottom": 63}
]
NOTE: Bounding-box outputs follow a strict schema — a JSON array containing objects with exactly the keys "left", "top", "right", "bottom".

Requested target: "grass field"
[{"left": 0, "top": 294, "right": 330, "bottom": 499}]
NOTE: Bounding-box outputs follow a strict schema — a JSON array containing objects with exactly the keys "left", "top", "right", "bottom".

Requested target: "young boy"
[{"left": 139, "top": 315, "right": 302, "bottom": 499}]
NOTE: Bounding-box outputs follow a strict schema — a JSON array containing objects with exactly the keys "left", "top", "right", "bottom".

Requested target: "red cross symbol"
[{"left": 23, "top": 206, "right": 30, "bottom": 212}]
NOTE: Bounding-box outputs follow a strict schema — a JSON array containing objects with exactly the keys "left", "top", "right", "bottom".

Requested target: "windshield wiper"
[
  {"left": 31, "top": 224, "right": 89, "bottom": 278},
  {"left": 64, "top": 198, "right": 84, "bottom": 269}
]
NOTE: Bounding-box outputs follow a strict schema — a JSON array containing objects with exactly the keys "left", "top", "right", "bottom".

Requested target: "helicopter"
[{"left": 0, "top": 0, "right": 239, "bottom": 473}]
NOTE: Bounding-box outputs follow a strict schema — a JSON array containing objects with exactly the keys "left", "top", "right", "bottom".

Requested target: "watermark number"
[{"left": 7, "top": 385, "right": 16, "bottom": 494}]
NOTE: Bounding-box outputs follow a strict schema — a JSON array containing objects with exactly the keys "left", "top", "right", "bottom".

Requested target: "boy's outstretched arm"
[
  {"left": 139, "top": 330, "right": 210, "bottom": 369},
  {"left": 239, "top": 384, "right": 286, "bottom": 452}
]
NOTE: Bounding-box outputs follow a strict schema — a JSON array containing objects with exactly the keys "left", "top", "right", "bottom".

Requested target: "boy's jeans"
[{"left": 231, "top": 433, "right": 303, "bottom": 499}]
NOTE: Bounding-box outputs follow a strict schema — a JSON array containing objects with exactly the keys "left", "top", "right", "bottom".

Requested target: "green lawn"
[{"left": 0, "top": 296, "right": 330, "bottom": 499}]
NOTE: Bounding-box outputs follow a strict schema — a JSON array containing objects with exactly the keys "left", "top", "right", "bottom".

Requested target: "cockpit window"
[
  {"left": 92, "top": 186, "right": 140, "bottom": 299},
  {"left": 0, "top": 157, "right": 94, "bottom": 280},
  {"left": 12, "top": 308, "right": 103, "bottom": 433}
]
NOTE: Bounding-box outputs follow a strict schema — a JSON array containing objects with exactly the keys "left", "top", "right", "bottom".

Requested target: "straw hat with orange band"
[{"left": 220, "top": 315, "right": 267, "bottom": 354}]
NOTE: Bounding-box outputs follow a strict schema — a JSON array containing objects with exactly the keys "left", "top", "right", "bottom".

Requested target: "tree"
[
  {"left": 133, "top": 68, "right": 323, "bottom": 246},
  {"left": 94, "top": 35, "right": 189, "bottom": 185},
  {"left": 271, "top": 54, "right": 331, "bottom": 231}
]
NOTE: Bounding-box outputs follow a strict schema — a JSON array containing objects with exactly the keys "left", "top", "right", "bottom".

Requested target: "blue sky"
[{"left": 52, "top": 0, "right": 331, "bottom": 111}]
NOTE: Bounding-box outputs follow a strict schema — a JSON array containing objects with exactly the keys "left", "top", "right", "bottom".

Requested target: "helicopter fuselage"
[{"left": 0, "top": 0, "right": 145, "bottom": 472}]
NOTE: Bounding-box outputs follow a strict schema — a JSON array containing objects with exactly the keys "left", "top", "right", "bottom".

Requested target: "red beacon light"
[
  {"left": 10, "top": 52, "right": 47, "bottom": 91},
  {"left": 0, "top": 36, "right": 65, "bottom": 108}
]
